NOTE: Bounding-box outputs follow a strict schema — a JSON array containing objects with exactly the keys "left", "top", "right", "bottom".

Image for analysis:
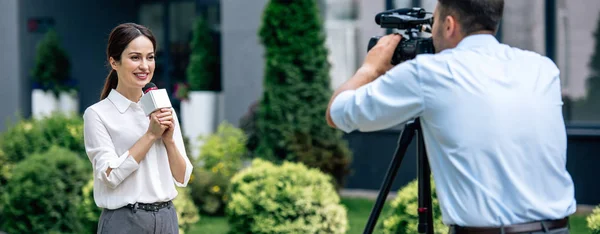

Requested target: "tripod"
[{"left": 363, "top": 118, "right": 434, "bottom": 234}]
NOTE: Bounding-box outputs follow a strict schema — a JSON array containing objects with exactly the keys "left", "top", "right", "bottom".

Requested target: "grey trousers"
[{"left": 97, "top": 202, "right": 179, "bottom": 234}]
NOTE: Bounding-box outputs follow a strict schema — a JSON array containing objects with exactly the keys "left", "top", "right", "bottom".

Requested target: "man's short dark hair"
[{"left": 437, "top": 0, "right": 504, "bottom": 35}]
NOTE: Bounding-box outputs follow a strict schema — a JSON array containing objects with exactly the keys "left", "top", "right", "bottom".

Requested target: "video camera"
[{"left": 368, "top": 7, "right": 435, "bottom": 65}]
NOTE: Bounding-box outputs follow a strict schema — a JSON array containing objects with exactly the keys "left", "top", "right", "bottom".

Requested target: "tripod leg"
[
  {"left": 363, "top": 122, "right": 417, "bottom": 234},
  {"left": 416, "top": 119, "right": 435, "bottom": 234}
]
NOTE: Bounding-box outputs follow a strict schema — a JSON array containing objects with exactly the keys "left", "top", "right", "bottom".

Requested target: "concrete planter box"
[
  {"left": 32, "top": 89, "right": 78, "bottom": 119},
  {"left": 180, "top": 90, "right": 223, "bottom": 159}
]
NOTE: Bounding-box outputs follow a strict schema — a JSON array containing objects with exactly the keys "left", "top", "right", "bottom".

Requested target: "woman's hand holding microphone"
[{"left": 147, "top": 108, "right": 175, "bottom": 143}]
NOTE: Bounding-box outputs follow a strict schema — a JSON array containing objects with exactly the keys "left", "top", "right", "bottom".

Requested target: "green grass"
[{"left": 187, "top": 197, "right": 591, "bottom": 234}]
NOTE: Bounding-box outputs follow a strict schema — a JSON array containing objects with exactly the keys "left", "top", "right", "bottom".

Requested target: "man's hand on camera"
[{"left": 362, "top": 33, "right": 402, "bottom": 78}]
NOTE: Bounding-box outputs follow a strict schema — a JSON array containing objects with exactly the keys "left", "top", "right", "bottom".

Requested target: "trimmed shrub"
[
  {"left": 0, "top": 112, "right": 86, "bottom": 165},
  {"left": 189, "top": 122, "right": 248, "bottom": 215},
  {"left": 173, "top": 186, "right": 201, "bottom": 234},
  {"left": 0, "top": 146, "right": 89, "bottom": 234},
  {"left": 226, "top": 158, "right": 349, "bottom": 234},
  {"left": 76, "top": 178, "right": 102, "bottom": 234},
  {"left": 186, "top": 16, "right": 220, "bottom": 92},
  {"left": 253, "top": 0, "right": 353, "bottom": 190},
  {"left": 31, "top": 28, "right": 73, "bottom": 95},
  {"left": 0, "top": 118, "right": 49, "bottom": 164},
  {"left": 379, "top": 178, "right": 448, "bottom": 234},
  {"left": 588, "top": 205, "right": 600, "bottom": 234}
]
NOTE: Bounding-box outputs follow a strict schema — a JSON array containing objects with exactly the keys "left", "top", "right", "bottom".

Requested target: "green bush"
[
  {"left": 379, "top": 178, "right": 448, "bottom": 234},
  {"left": 253, "top": 0, "right": 353, "bottom": 191},
  {"left": 0, "top": 118, "right": 49, "bottom": 164},
  {"left": 31, "top": 28, "right": 73, "bottom": 96},
  {"left": 76, "top": 178, "right": 102, "bottom": 234},
  {"left": 588, "top": 205, "right": 600, "bottom": 234},
  {"left": 238, "top": 100, "right": 260, "bottom": 157},
  {"left": 189, "top": 168, "right": 231, "bottom": 215},
  {"left": 173, "top": 186, "right": 201, "bottom": 234},
  {"left": 0, "top": 146, "right": 90, "bottom": 234},
  {"left": 186, "top": 16, "right": 221, "bottom": 92},
  {"left": 0, "top": 112, "right": 86, "bottom": 165},
  {"left": 226, "top": 158, "right": 349, "bottom": 234},
  {"left": 189, "top": 122, "right": 248, "bottom": 215}
]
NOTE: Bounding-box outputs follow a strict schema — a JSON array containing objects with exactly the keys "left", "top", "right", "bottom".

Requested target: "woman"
[{"left": 83, "top": 22, "right": 193, "bottom": 234}]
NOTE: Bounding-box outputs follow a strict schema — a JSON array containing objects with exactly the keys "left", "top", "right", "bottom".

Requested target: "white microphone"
[{"left": 140, "top": 82, "right": 172, "bottom": 116}]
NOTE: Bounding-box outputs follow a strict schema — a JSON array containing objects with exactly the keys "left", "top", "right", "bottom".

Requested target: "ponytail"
[{"left": 100, "top": 70, "right": 118, "bottom": 100}]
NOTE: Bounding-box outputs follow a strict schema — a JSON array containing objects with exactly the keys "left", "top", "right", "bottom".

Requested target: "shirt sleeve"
[
  {"left": 329, "top": 59, "right": 425, "bottom": 133},
  {"left": 171, "top": 110, "right": 194, "bottom": 187},
  {"left": 83, "top": 108, "right": 140, "bottom": 189}
]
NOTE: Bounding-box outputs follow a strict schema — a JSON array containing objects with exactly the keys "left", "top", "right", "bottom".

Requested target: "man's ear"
[
  {"left": 444, "top": 15, "right": 457, "bottom": 38},
  {"left": 109, "top": 57, "right": 118, "bottom": 70}
]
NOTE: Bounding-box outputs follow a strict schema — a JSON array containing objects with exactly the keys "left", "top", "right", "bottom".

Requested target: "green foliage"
[
  {"left": 588, "top": 205, "right": 600, "bottom": 234},
  {"left": 76, "top": 178, "right": 102, "bottom": 234},
  {"left": 0, "top": 112, "right": 86, "bottom": 164},
  {"left": 226, "top": 158, "right": 349, "bottom": 234},
  {"left": 189, "top": 122, "right": 248, "bottom": 215},
  {"left": 173, "top": 186, "right": 201, "bottom": 234},
  {"left": 31, "top": 29, "right": 73, "bottom": 96},
  {"left": 186, "top": 16, "right": 221, "bottom": 91},
  {"left": 0, "top": 146, "right": 90, "bottom": 234},
  {"left": 379, "top": 178, "right": 448, "bottom": 234},
  {"left": 238, "top": 100, "right": 260, "bottom": 157},
  {"left": 253, "top": 0, "right": 353, "bottom": 190}
]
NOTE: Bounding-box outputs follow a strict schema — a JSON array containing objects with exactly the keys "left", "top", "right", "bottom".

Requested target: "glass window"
[{"left": 559, "top": 5, "right": 600, "bottom": 126}]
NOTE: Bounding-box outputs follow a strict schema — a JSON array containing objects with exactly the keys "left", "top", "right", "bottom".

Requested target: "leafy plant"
[
  {"left": 173, "top": 186, "right": 201, "bottom": 234},
  {"left": 0, "top": 146, "right": 89, "bottom": 234},
  {"left": 186, "top": 16, "right": 221, "bottom": 92},
  {"left": 253, "top": 0, "right": 353, "bottom": 190},
  {"left": 76, "top": 178, "right": 101, "bottom": 234},
  {"left": 0, "top": 112, "right": 87, "bottom": 165},
  {"left": 31, "top": 29, "right": 73, "bottom": 96},
  {"left": 379, "top": 178, "right": 448, "bottom": 234},
  {"left": 189, "top": 121, "right": 248, "bottom": 215},
  {"left": 226, "top": 158, "right": 349, "bottom": 234},
  {"left": 588, "top": 205, "right": 600, "bottom": 234}
]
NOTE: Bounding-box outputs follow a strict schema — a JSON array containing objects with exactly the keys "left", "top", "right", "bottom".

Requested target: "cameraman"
[{"left": 326, "top": 0, "right": 575, "bottom": 233}]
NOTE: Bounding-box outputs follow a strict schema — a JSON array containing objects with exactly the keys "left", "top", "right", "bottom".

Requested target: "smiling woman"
[{"left": 82, "top": 22, "right": 194, "bottom": 234}]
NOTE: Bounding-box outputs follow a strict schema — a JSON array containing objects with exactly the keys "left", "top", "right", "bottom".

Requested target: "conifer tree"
[
  {"left": 253, "top": 0, "right": 353, "bottom": 189},
  {"left": 31, "top": 29, "right": 71, "bottom": 96},
  {"left": 186, "top": 16, "right": 220, "bottom": 91}
]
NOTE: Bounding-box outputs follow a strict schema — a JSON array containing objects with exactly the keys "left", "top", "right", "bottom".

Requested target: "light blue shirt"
[{"left": 330, "top": 34, "right": 576, "bottom": 227}]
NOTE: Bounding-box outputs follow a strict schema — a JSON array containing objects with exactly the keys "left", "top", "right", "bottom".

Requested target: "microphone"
[{"left": 140, "top": 82, "right": 172, "bottom": 116}]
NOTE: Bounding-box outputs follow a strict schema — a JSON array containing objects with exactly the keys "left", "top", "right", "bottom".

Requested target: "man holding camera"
[{"left": 326, "top": 0, "right": 576, "bottom": 233}]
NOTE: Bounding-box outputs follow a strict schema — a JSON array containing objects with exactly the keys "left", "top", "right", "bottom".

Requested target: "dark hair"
[
  {"left": 437, "top": 0, "right": 504, "bottom": 35},
  {"left": 100, "top": 23, "right": 157, "bottom": 100}
]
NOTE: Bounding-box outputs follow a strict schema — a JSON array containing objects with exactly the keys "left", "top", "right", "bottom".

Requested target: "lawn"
[{"left": 187, "top": 197, "right": 591, "bottom": 234}]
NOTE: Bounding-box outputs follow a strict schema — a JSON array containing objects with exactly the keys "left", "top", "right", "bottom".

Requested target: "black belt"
[
  {"left": 126, "top": 201, "right": 172, "bottom": 212},
  {"left": 452, "top": 217, "right": 569, "bottom": 234}
]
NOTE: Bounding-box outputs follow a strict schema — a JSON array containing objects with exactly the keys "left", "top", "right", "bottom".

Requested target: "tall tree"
[
  {"left": 186, "top": 16, "right": 221, "bottom": 92},
  {"left": 253, "top": 0, "right": 353, "bottom": 189}
]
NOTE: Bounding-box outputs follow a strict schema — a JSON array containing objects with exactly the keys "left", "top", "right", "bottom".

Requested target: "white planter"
[
  {"left": 31, "top": 89, "right": 58, "bottom": 119},
  {"left": 180, "top": 91, "right": 222, "bottom": 159},
  {"left": 58, "top": 92, "right": 78, "bottom": 115}
]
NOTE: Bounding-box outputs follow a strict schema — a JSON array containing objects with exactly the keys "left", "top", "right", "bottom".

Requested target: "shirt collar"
[
  {"left": 455, "top": 34, "right": 500, "bottom": 49},
  {"left": 107, "top": 89, "right": 138, "bottom": 113}
]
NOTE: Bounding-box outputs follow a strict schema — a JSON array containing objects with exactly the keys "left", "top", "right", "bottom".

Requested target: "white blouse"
[{"left": 83, "top": 89, "right": 193, "bottom": 209}]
